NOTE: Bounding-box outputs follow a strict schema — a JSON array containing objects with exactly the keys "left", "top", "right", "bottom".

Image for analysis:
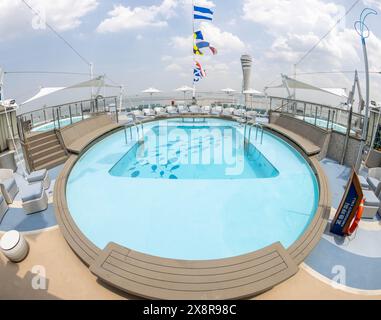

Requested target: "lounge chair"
[
  {"left": 189, "top": 105, "right": 202, "bottom": 114},
  {"left": 367, "top": 167, "right": 381, "bottom": 196},
  {"left": 0, "top": 169, "right": 19, "bottom": 204},
  {"left": 0, "top": 193, "right": 8, "bottom": 223},
  {"left": 143, "top": 108, "right": 156, "bottom": 117},
  {"left": 131, "top": 110, "right": 146, "bottom": 121},
  {"left": 202, "top": 106, "right": 211, "bottom": 114},
  {"left": 211, "top": 106, "right": 223, "bottom": 115},
  {"left": 154, "top": 107, "right": 166, "bottom": 116},
  {"left": 26, "top": 169, "right": 51, "bottom": 190},
  {"left": 246, "top": 110, "right": 257, "bottom": 121},
  {"left": 362, "top": 189, "right": 381, "bottom": 219},
  {"left": 178, "top": 106, "right": 189, "bottom": 114},
  {"left": 222, "top": 107, "right": 234, "bottom": 116},
  {"left": 22, "top": 183, "right": 48, "bottom": 215},
  {"left": 166, "top": 106, "right": 178, "bottom": 115}
]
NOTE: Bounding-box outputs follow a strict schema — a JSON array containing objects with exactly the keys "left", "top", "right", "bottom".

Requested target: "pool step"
[
  {"left": 27, "top": 133, "right": 57, "bottom": 149},
  {"left": 34, "top": 155, "right": 68, "bottom": 171},
  {"left": 23, "top": 130, "right": 68, "bottom": 172}
]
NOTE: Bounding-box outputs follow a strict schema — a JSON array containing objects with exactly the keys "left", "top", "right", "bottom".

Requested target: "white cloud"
[
  {"left": 97, "top": 0, "right": 178, "bottom": 33},
  {"left": 166, "top": 63, "right": 183, "bottom": 72},
  {"left": 0, "top": 0, "right": 98, "bottom": 38},
  {"left": 242, "top": 0, "right": 379, "bottom": 70},
  {"left": 364, "top": 0, "right": 381, "bottom": 11}
]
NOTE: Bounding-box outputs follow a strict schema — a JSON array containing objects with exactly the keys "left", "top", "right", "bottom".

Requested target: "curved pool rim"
[{"left": 54, "top": 115, "right": 331, "bottom": 299}]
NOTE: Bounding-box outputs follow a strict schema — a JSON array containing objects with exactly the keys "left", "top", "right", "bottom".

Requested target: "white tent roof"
[
  {"left": 221, "top": 88, "right": 236, "bottom": 93},
  {"left": 142, "top": 87, "right": 161, "bottom": 94},
  {"left": 175, "top": 86, "right": 194, "bottom": 92},
  {"left": 243, "top": 88, "right": 264, "bottom": 95},
  {"left": 22, "top": 87, "right": 66, "bottom": 105},
  {"left": 21, "top": 77, "right": 121, "bottom": 105},
  {"left": 267, "top": 76, "right": 348, "bottom": 98}
]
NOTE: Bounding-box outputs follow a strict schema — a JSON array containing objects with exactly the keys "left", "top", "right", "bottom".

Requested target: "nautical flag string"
[
  {"left": 192, "top": 3, "right": 217, "bottom": 89},
  {"left": 194, "top": 30, "right": 204, "bottom": 41},
  {"left": 193, "top": 61, "right": 206, "bottom": 83},
  {"left": 194, "top": 6, "right": 214, "bottom": 21}
]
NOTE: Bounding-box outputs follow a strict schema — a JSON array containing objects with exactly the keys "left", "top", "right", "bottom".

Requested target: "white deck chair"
[
  {"left": 211, "top": 106, "right": 223, "bottom": 115},
  {"left": 178, "top": 106, "right": 189, "bottom": 114},
  {"left": 166, "top": 106, "right": 178, "bottom": 115},
  {"left": 0, "top": 169, "right": 19, "bottom": 205},
  {"left": 0, "top": 192, "right": 9, "bottom": 223},
  {"left": 189, "top": 105, "right": 202, "bottom": 114}
]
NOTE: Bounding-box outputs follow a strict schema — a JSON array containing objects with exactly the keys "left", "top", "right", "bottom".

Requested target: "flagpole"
[{"left": 192, "top": 0, "right": 196, "bottom": 102}]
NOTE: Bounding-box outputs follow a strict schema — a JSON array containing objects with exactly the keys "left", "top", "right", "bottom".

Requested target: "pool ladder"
[
  {"left": 124, "top": 113, "right": 144, "bottom": 144},
  {"left": 244, "top": 122, "right": 264, "bottom": 146}
]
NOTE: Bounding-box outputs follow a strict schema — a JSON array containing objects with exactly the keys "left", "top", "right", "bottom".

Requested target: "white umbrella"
[
  {"left": 175, "top": 86, "right": 194, "bottom": 102},
  {"left": 221, "top": 88, "right": 237, "bottom": 105},
  {"left": 243, "top": 88, "right": 264, "bottom": 96},
  {"left": 142, "top": 87, "right": 161, "bottom": 109},
  {"left": 243, "top": 88, "right": 264, "bottom": 109},
  {"left": 221, "top": 88, "right": 236, "bottom": 94}
]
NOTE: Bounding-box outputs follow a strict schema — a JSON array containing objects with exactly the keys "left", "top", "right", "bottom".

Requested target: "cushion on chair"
[
  {"left": 22, "top": 183, "right": 43, "bottom": 203},
  {"left": 359, "top": 175, "right": 370, "bottom": 189},
  {"left": 27, "top": 169, "right": 47, "bottom": 183},
  {"left": 1, "top": 178, "right": 17, "bottom": 192},
  {"left": 363, "top": 190, "right": 381, "bottom": 207},
  {"left": 367, "top": 177, "right": 381, "bottom": 193}
]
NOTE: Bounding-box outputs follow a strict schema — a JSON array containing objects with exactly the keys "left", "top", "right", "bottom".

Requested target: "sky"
[{"left": 1, "top": 0, "right": 381, "bottom": 108}]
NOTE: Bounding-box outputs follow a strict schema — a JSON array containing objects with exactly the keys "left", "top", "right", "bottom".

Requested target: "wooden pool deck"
[{"left": 54, "top": 115, "right": 331, "bottom": 300}]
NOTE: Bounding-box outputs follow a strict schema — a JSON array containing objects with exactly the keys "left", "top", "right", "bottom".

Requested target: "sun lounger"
[
  {"left": 189, "top": 105, "right": 202, "bottom": 114},
  {"left": 367, "top": 168, "right": 381, "bottom": 196},
  {"left": 26, "top": 169, "right": 51, "bottom": 190},
  {"left": 154, "top": 107, "right": 166, "bottom": 116},
  {"left": 211, "top": 106, "right": 223, "bottom": 115},
  {"left": 0, "top": 169, "right": 19, "bottom": 204},
  {"left": 22, "top": 182, "right": 48, "bottom": 215},
  {"left": 166, "top": 106, "right": 178, "bottom": 115},
  {"left": 178, "top": 106, "right": 189, "bottom": 114},
  {"left": 362, "top": 190, "right": 381, "bottom": 219},
  {"left": 222, "top": 107, "right": 234, "bottom": 116},
  {"left": 0, "top": 193, "right": 8, "bottom": 223},
  {"left": 359, "top": 175, "right": 370, "bottom": 190},
  {"left": 143, "top": 108, "right": 156, "bottom": 117},
  {"left": 201, "top": 106, "right": 211, "bottom": 114}
]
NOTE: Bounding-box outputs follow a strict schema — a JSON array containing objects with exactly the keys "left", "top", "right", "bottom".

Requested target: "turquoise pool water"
[
  {"left": 32, "top": 115, "right": 89, "bottom": 132},
  {"left": 296, "top": 116, "right": 352, "bottom": 134},
  {"left": 67, "top": 118, "right": 319, "bottom": 260},
  {"left": 110, "top": 124, "right": 279, "bottom": 180}
]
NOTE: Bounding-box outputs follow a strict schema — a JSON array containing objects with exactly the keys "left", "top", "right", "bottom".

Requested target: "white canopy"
[
  {"left": 142, "top": 87, "right": 161, "bottom": 94},
  {"left": 175, "top": 86, "right": 194, "bottom": 92},
  {"left": 221, "top": 88, "right": 236, "bottom": 94},
  {"left": 21, "top": 76, "right": 121, "bottom": 105},
  {"left": 267, "top": 76, "right": 348, "bottom": 98},
  {"left": 243, "top": 88, "right": 264, "bottom": 96}
]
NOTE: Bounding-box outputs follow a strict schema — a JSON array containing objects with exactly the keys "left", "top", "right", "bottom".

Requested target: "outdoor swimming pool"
[
  {"left": 296, "top": 115, "right": 352, "bottom": 134},
  {"left": 67, "top": 118, "right": 319, "bottom": 260},
  {"left": 32, "top": 115, "right": 90, "bottom": 132}
]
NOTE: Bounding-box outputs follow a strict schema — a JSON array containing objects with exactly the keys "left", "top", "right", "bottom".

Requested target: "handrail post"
[
  {"left": 53, "top": 108, "right": 56, "bottom": 130},
  {"left": 115, "top": 97, "right": 119, "bottom": 123},
  {"left": 303, "top": 103, "right": 306, "bottom": 121},
  {"left": 80, "top": 102, "right": 84, "bottom": 120},
  {"left": 314, "top": 105, "right": 318, "bottom": 126},
  {"left": 69, "top": 105, "right": 73, "bottom": 124},
  {"left": 327, "top": 110, "right": 331, "bottom": 130},
  {"left": 56, "top": 109, "right": 61, "bottom": 129}
]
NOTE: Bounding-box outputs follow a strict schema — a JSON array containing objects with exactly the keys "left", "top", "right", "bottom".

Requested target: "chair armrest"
[{"left": 0, "top": 169, "right": 14, "bottom": 181}]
